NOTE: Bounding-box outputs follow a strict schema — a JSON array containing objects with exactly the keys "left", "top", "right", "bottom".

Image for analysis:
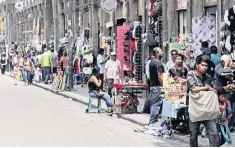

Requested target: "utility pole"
[
  {"left": 187, "top": 0, "right": 192, "bottom": 34},
  {"left": 162, "top": 0, "right": 168, "bottom": 62},
  {"left": 52, "top": 0, "right": 58, "bottom": 50},
  {"left": 142, "top": 0, "right": 146, "bottom": 83},
  {"left": 217, "top": 0, "right": 222, "bottom": 56},
  {"left": 66, "top": 0, "right": 74, "bottom": 90},
  {"left": 6, "top": 1, "right": 9, "bottom": 45}
]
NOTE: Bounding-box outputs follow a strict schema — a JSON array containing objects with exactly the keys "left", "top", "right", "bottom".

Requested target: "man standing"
[
  {"left": 148, "top": 47, "right": 165, "bottom": 126},
  {"left": 97, "top": 48, "right": 108, "bottom": 90},
  {"left": 41, "top": 48, "right": 51, "bottom": 84},
  {"left": 187, "top": 56, "right": 219, "bottom": 147},
  {"left": 201, "top": 48, "right": 215, "bottom": 78},
  {"left": 210, "top": 46, "right": 221, "bottom": 66},
  {"left": 104, "top": 52, "right": 121, "bottom": 97}
]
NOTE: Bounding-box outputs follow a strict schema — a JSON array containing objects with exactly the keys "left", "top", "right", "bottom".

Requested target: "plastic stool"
[
  {"left": 86, "top": 97, "right": 102, "bottom": 113},
  {"left": 73, "top": 74, "right": 82, "bottom": 85}
]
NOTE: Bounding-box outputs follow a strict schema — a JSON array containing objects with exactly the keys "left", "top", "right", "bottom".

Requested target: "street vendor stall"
[
  {"left": 161, "top": 73, "right": 188, "bottom": 132},
  {"left": 112, "top": 81, "right": 148, "bottom": 114}
]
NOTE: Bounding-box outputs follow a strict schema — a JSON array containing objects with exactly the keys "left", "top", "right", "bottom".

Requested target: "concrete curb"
[
  {"left": 32, "top": 82, "right": 146, "bottom": 125},
  {"left": 32, "top": 82, "right": 209, "bottom": 146},
  {"left": 32, "top": 82, "right": 210, "bottom": 147}
]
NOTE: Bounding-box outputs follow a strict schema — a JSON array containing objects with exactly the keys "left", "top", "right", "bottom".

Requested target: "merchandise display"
[
  {"left": 192, "top": 15, "right": 216, "bottom": 56},
  {"left": 163, "top": 73, "right": 187, "bottom": 105},
  {"left": 112, "top": 80, "right": 148, "bottom": 114}
]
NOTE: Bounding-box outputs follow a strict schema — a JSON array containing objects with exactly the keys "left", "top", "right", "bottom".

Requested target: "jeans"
[
  {"left": 189, "top": 119, "right": 219, "bottom": 147},
  {"left": 25, "top": 71, "right": 33, "bottom": 83},
  {"left": 43, "top": 67, "right": 51, "bottom": 83},
  {"left": 89, "top": 92, "right": 113, "bottom": 108},
  {"left": 107, "top": 79, "right": 114, "bottom": 98},
  {"left": 148, "top": 86, "right": 163, "bottom": 124}
]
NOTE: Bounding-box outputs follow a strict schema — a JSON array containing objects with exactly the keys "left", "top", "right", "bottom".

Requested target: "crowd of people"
[
  {"left": 145, "top": 41, "right": 235, "bottom": 147},
  {"left": 0, "top": 45, "right": 67, "bottom": 86}
]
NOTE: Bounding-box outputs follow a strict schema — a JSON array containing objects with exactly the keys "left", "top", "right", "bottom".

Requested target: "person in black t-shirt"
[
  {"left": 147, "top": 47, "right": 165, "bottom": 126},
  {"left": 169, "top": 54, "right": 188, "bottom": 79}
]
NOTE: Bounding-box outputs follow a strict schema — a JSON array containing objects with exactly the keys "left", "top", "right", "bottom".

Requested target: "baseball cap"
[
  {"left": 202, "top": 48, "right": 211, "bottom": 54},
  {"left": 221, "top": 54, "right": 232, "bottom": 62},
  {"left": 111, "top": 52, "right": 116, "bottom": 56}
]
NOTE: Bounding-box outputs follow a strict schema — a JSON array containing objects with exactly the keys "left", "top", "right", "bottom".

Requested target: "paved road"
[{"left": 0, "top": 75, "right": 188, "bottom": 147}]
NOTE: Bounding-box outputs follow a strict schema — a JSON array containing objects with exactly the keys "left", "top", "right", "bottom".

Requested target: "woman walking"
[{"left": 23, "top": 56, "right": 33, "bottom": 85}]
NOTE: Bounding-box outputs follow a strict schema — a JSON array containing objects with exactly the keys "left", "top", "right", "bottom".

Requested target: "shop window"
[{"left": 178, "top": 10, "right": 187, "bottom": 35}]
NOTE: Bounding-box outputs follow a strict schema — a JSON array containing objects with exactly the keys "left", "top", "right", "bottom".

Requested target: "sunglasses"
[{"left": 171, "top": 53, "right": 177, "bottom": 56}]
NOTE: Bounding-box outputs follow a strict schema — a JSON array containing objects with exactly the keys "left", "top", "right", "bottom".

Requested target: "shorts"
[{"left": 52, "top": 67, "right": 57, "bottom": 74}]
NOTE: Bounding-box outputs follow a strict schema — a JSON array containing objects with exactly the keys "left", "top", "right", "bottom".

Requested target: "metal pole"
[
  {"left": 187, "top": 0, "right": 192, "bottom": 34},
  {"left": 142, "top": 0, "right": 146, "bottom": 83},
  {"left": 217, "top": 0, "right": 222, "bottom": 56},
  {"left": 162, "top": 0, "right": 168, "bottom": 62},
  {"left": 67, "top": 0, "right": 74, "bottom": 90},
  {"left": 6, "top": 1, "right": 9, "bottom": 44},
  {"left": 53, "top": 0, "right": 58, "bottom": 50}
]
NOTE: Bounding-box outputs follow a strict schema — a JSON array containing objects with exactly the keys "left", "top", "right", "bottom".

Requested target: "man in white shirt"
[
  {"left": 97, "top": 48, "right": 108, "bottom": 90},
  {"left": 104, "top": 52, "right": 121, "bottom": 97},
  {"left": 166, "top": 50, "right": 178, "bottom": 71}
]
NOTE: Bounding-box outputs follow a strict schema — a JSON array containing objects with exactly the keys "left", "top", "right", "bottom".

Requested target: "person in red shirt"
[{"left": 59, "top": 52, "right": 67, "bottom": 76}]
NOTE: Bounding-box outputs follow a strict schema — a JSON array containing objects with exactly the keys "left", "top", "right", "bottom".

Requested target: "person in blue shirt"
[{"left": 210, "top": 46, "right": 221, "bottom": 66}]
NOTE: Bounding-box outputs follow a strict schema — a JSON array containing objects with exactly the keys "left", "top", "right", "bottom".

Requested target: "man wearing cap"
[
  {"left": 201, "top": 48, "right": 215, "bottom": 78},
  {"left": 104, "top": 52, "right": 121, "bottom": 97}
]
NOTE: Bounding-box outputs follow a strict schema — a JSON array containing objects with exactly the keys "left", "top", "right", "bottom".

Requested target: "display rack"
[{"left": 117, "top": 25, "right": 132, "bottom": 79}]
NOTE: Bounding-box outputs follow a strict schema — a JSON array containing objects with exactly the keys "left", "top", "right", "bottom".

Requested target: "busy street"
[{"left": 1, "top": 0, "right": 235, "bottom": 147}]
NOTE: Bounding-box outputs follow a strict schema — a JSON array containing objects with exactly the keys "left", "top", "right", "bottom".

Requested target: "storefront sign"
[
  {"left": 177, "top": 0, "right": 187, "bottom": 10},
  {"left": 204, "top": 0, "right": 217, "bottom": 7}
]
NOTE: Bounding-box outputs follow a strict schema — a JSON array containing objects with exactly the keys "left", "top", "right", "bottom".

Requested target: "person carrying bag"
[{"left": 187, "top": 56, "right": 220, "bottom": 147}]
